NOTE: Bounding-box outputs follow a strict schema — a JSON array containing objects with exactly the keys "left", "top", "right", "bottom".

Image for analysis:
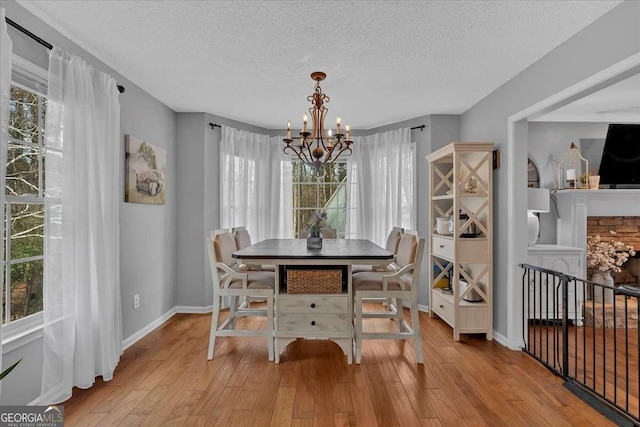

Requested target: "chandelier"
[{"left": 283, "top": 71, "right": 353, "bottom": 172}]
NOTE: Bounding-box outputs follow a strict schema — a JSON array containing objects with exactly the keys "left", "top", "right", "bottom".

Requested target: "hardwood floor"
[
  {"left": 527, "top": 320, "right": 639, "bottom": 420},
  {"left": 62, "top": 304, "right": 617, "bottom": 426}
]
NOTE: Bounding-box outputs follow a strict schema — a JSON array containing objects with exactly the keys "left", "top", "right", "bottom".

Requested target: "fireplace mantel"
[{"left": 554, "top": 189, "right": 640, "bottom": 279}]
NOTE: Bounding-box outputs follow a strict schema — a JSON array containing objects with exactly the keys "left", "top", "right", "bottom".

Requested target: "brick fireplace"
[
  {"left": 555, "top": 191, "right": 639, "bottom": 329},
  {"left": 556, "top": 189, "right": 640, "bottom": 281},
  {"left": 586, "top": 216, "right": 639, "bottom": 286}
]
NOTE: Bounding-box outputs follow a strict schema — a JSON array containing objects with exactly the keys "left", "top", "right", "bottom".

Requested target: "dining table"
[{"left": 233, "top": 238, "right": 394, "bottom": 363}]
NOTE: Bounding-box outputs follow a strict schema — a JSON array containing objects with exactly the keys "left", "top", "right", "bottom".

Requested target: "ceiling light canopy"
[{"left": 283, "top": 72, "right": 353, "bottom": 172}]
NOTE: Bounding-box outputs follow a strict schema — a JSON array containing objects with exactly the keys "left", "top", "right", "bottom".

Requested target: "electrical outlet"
[{"left": 133, "top": 294, "right": 140, "bottom": 309}]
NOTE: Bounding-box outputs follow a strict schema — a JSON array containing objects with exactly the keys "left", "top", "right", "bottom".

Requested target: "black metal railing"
[{"left": 521, "top": 263, "right": 640, "bottom": 426}]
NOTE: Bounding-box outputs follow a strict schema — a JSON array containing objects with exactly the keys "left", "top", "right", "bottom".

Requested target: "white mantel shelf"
[
  {"left": 554, "top": 188, "right": 640, "bottom": 279},
  {"left": 554, "top": 189, "right": 640, "bottom": 217}
]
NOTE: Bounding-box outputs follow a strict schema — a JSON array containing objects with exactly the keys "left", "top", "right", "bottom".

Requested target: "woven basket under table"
[{"left": 286, "top": 269, "right": 342, "bottom": 294}]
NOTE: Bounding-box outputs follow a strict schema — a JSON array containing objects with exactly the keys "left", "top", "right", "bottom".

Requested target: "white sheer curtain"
[
  {"left": 346, "top": 128, "right": 415, "bottom": 246},
  {"left": 41, "top": 47, "right": 122, "bottom": 404},
  {"left": 0, "top": 7, "right": 12, "bottom": 399},
  {"left": 220, "top": 126, "right": 293, "bottom": 241}
]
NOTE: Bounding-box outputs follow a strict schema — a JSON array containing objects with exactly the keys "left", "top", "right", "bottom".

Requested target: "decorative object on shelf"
[
  {"left": 459, "top": 211, "right": 479, "bottom": 237},
  {"left": 464, "top": 177, "right": 478, "bottom": 193},
  {"left": 306, "top": 210, "right": 327, "bottom": 250},
  {"left": 527, "top": 188, "right": 550, "bottom": 245},
  {"left": 436, "top": 217, "right": 453, "bottom": 235},
  {"left": 460, "top": 279, "right": 483, "bottom": 302},
  {"left": 283, "top": 72, "right": 353, "bottom": 173},
  {"left": 557, "top": 142, "right": 589, "bottom": 190},
  {"left": 588, "top": 173, "right": 600, "bottom": 189}
]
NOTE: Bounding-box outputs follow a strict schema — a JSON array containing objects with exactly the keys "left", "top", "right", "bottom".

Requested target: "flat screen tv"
[{"left": 599, "top": 124, "right": 640, "bottom": 188}]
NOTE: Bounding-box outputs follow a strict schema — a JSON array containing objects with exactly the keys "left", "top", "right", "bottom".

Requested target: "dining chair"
[
  {"left": 352, "top": 230, "right": 425, "bottom": 364},
  {"left": 352, "top": 227, "right": 404, "bottom": 274},
  {"left": 232, "top": 226, "right": 275, "bottom": 272},
  {"left": 206, "top": 229, "right": 275, "bottom": 361}
]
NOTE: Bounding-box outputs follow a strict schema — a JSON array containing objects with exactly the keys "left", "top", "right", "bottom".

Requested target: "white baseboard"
[
  {"left": 492, "top": 329, "right": 511, "bottom": 349},
  {"left": 122, "top": 307, "right": 176, "bottom": 351},
  {"left": 174, "top": 305, "right": 213, "bottom": 314},
  {"left": 416, "top": 304, "right": 512, "bottom": 350}
]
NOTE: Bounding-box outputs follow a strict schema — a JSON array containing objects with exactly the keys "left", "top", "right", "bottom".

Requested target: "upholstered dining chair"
[
  {"left": 352, "top": 230, "right": 425, "bottom": 364},
  {"left": 352, "top": 227, "right": 404, "bottom": 274},
  {"left": 232, "top": 226, "right": 275, "bottom": 272},
  {"left": 206, "top": 229, "right": 275, "bottom": 361}
]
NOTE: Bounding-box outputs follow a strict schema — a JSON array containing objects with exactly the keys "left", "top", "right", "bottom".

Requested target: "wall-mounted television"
[{"left": 599, "top": 124, "right": 640, "bottom": 188}]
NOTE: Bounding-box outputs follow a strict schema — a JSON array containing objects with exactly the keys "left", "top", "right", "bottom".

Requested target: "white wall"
[
  {"left": 460, "top": 0, "right": 640, "bottom": 342},
  {"left": 2, "top": 0, "right": 178, "bottom": 404},
  {"left": 528, "top": 122, "right": 609, "bottom": 244}
]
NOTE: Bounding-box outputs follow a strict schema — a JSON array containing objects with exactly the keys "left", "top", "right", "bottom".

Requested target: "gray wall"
[
  {"left": 176, "top": 113, "right": 206, "bottom": 307},
  {"left": 175, "top": 114, "right": 269, "bottom": 308},
  {"left": 2, "top": 0, "right": 177, "bottom": 404},
  {"left": 460, "top": 0, "right": 640, "bottom": 341},
  {"left": 528, "top": 122, "right": 609, "bottom": 244}
]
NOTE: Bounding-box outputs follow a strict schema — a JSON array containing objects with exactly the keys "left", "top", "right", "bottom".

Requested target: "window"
[
  {"left": 292, "top": 161, "right": 348, "bottom": 238},
  {"left": 2, "top": 57, "right": 49, "bottom": 329}
]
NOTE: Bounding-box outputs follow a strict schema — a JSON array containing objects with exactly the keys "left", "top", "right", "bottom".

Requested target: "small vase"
[
  {"left": 307, "top": 230, "right": 323, "bottom": 250},
  {"left": 590, "top": 270, "right": 614, "bottom": 304}
]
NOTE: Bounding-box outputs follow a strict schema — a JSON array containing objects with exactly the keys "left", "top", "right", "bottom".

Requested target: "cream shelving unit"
[{"left": 426, "top": 142, "right": 493, "bottom": 341}]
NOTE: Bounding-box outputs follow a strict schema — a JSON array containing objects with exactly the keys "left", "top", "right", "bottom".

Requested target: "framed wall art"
[{"left": 125, "top": 135, "right": 166, "bottom": 205}]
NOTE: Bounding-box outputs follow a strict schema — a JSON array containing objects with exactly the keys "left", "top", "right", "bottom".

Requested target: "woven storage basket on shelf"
[{"left": 287, "top": 269, "right": 342, "bottom": 294}]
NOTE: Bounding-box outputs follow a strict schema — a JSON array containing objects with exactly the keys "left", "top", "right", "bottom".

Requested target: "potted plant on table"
[
  {"left": 586, "top": 231, "right": 635, "bottom": 303},
  {"left": 306, "top": 210, "right": 327, "bottom": 250}
]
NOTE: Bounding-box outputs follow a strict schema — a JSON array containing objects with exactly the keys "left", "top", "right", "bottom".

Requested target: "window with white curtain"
[
  {"left": 2, "top": 57, "right": 50, "bottom": 332},
  {"left": 346, "top": 128, "right": 415, "bottom": 246},
  {"left": 220, "top": 126, "right": 293, "bottom": 241},
  {"left": 291, "top": 161, "right": 349, "bottom": 238}
]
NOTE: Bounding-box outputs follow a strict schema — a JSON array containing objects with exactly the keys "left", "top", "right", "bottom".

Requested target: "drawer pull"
[
  {"left": 311, "top": 321, "right": 316, "bottom": 326},
  {"left": 439, "top": 245, "right": 444, "bottom": 248},
  {"left": 310, "top": 303, "right": 316, "bottom": 308},
  {"left": 439, "top": 305, "right": 444, "bottom": 309}
]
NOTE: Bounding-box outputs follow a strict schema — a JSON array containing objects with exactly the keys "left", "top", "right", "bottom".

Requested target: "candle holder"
[{"left": 557, "top": 142, "right": 589, "bottom": 190}]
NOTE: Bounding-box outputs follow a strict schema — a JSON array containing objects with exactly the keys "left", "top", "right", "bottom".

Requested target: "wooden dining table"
[{"left": 233, "top": 239, "right": 393, "bottom": 363}]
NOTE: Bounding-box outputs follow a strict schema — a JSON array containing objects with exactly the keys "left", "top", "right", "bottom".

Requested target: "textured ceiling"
[
  {"left": 15, "top": 0, "right": 624, "bottom": 129},
  {"left": 533, "top": 73, "right": 640, "bottom": 123}
]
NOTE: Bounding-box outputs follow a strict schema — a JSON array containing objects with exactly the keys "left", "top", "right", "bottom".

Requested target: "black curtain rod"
[
  {"left": 211, "top": 122, "right": 424, "bottom": 132},
  {"left": 5, "top": 17, "right": 125, "bottom": 94}
]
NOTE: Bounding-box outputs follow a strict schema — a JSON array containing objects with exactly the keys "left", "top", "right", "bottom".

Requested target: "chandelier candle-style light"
[{"left": 283, "top": 72, "right": 353, "bottom": 172}]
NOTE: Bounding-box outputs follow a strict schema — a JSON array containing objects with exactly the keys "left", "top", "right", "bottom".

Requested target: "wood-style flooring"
[
  {"left": 61, "top": 304, "right": 617, "bottom": 426},
  {"left": 527, "top": 319, "right": 639, "bottom": 421}
]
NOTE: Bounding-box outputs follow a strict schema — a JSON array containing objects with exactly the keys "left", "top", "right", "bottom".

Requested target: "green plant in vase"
[{"left": 306, "top": 210, "right": 327, "bottom": 238}]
